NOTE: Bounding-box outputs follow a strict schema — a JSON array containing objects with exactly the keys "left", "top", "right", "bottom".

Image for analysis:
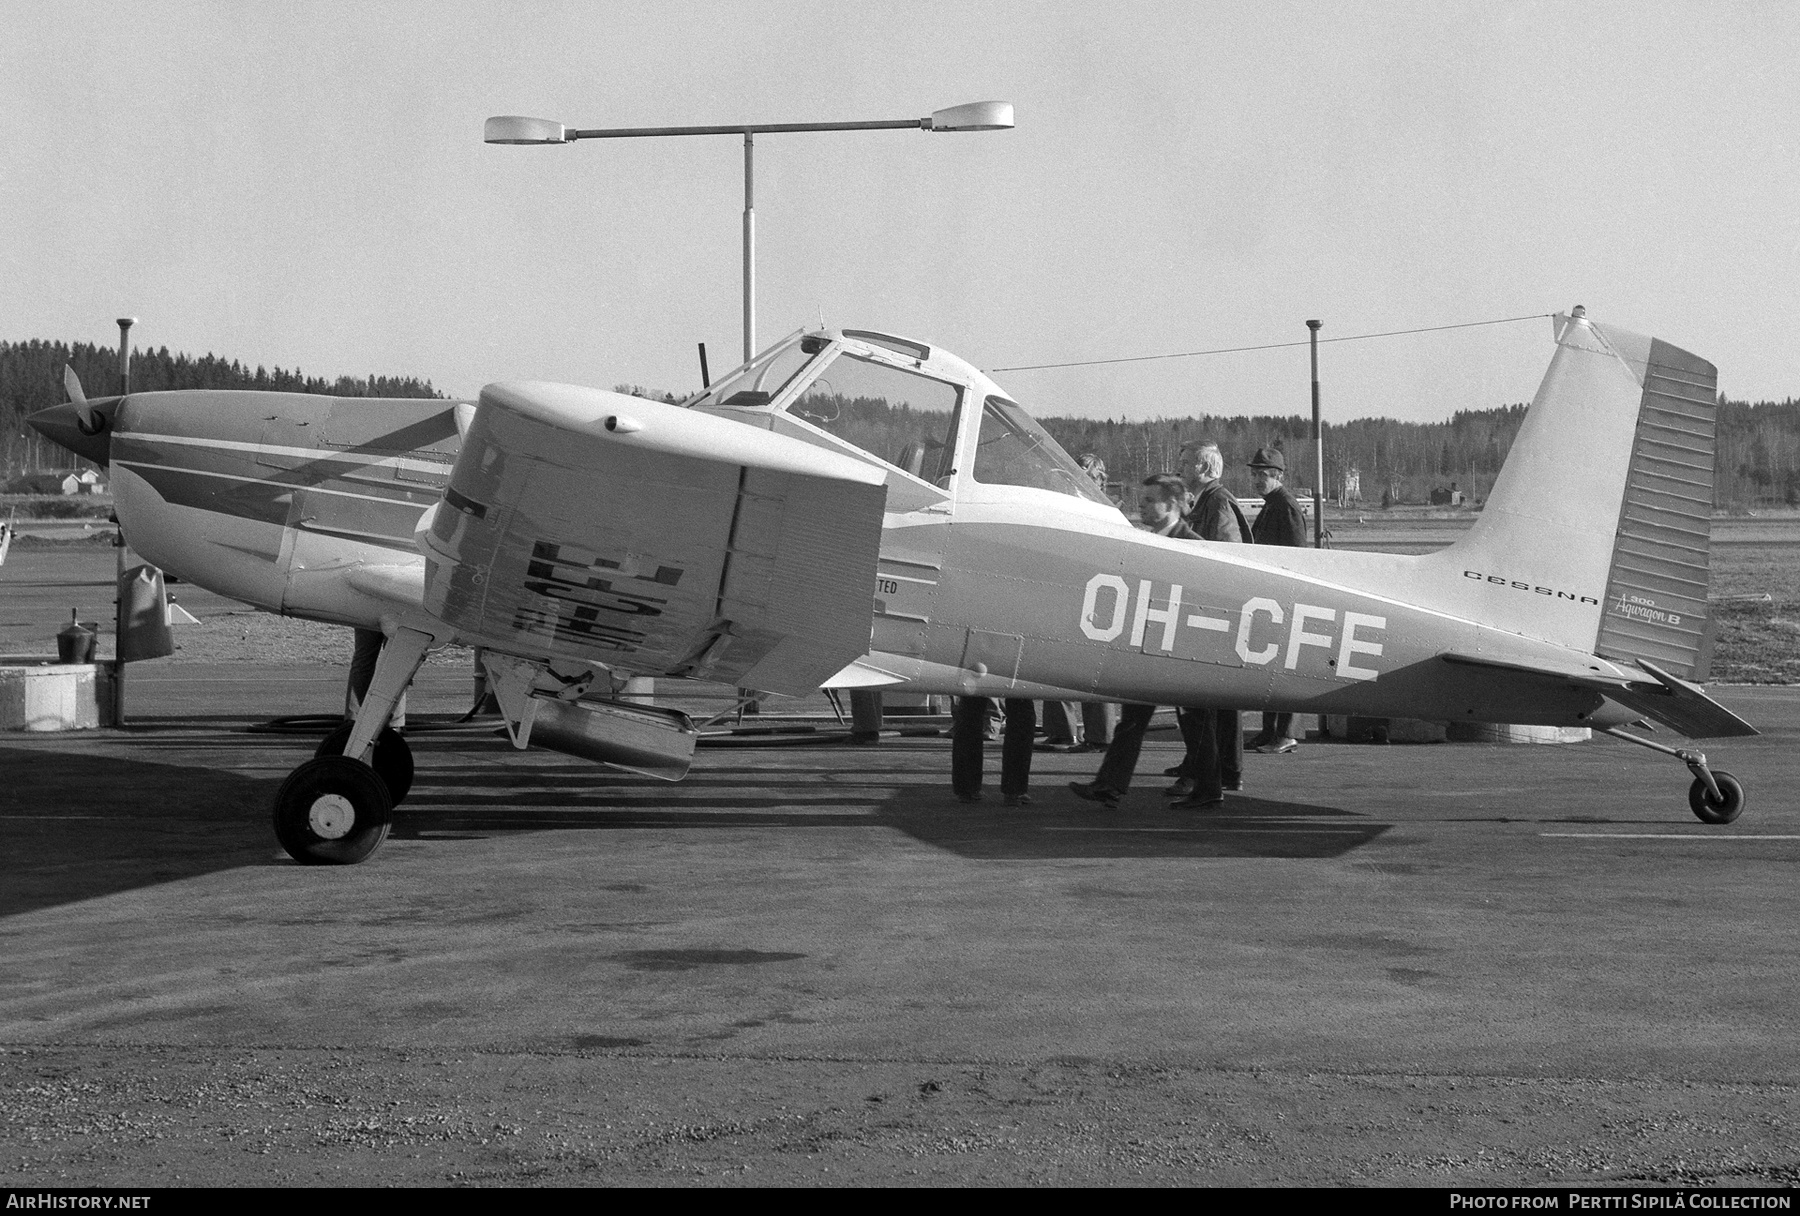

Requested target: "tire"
[
  {"left": 273, "top": 755, "right": 394, "bottom": 864},
  {"left": 315, "top": 723, "right": 414, "bottom": 804},
  {"left": 1688, "top": 770, "right": 1745, "bottom": 825}
]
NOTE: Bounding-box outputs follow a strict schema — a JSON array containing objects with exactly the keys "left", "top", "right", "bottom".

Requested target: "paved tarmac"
[{"left": 2, "top": 665, "right": 1797, "bottom": 1186}]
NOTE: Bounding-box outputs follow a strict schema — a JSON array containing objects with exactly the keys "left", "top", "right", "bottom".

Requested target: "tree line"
[
  {"left": 1039, "top": 400, "right": 1800, "bottom": 509},
  {"left": 1036, "top": 406, "right": 1534, "bottom": 507}
]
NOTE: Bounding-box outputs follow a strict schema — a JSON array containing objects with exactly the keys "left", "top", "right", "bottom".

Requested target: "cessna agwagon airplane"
[{"left": 29, "top": 309, "right": 1756, "bottom": 863}]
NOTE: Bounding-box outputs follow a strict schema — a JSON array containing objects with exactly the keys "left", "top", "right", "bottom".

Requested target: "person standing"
[
  {"left": 1166, "top": 440, "right": 1250, "bottom": 809},
  {"left": 1068, "top": 475, "right": 1201, "bottom": 810},
  {"left": 1245, "top": 446, "right": 1309, "bottom": 754},
  {"left": 952, "top": 696, "right": 1036, "bottom": 806}
]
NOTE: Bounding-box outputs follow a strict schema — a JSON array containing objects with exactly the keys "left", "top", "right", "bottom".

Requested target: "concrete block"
[{"left": 0, "top": 658, "right": 114, "bottom": 731}]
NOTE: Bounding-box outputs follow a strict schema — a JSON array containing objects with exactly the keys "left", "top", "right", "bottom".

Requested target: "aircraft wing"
[
  {"left": 1439, "top": 651, "right": 1758, "bottom": 739},
  {"left": 420, "top": 382, "right": 888, "bottom": 697}
]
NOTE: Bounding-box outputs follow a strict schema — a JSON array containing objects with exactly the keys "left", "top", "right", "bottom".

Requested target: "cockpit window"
[
  {"left": 786, "top": 352, "right": 962, "bottom": 484},
  {"left": 688, "top": 336, "right": 826, "bottom": 410},
  {"left": 972, "top": 395, "right": 1114, "bottom": 505}
]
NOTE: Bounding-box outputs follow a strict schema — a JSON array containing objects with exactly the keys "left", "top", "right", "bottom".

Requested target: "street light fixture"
[{"left": 484, "top": 102, "right": 1014, "bottom": 362}]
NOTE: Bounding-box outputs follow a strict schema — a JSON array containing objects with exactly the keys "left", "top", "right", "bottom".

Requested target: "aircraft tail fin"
[{"left": 1434, "top": 311, "right": 1720, "bottom": 679}]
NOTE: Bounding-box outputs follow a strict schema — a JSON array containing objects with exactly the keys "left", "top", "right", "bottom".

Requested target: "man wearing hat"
[{"left": 1247, "top": 446, "right": 1308, "bottom": 753}]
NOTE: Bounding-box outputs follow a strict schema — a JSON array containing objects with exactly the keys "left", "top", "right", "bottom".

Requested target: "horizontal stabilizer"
[
  {"left": 1601, "top": 659, "right": 1759, "bottom": 739},
  {"left": 1439, "top": 649, "right": 1756, "bottom": 739}
]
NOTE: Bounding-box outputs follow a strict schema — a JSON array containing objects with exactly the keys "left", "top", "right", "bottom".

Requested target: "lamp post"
[
  {"left": 113, "top": 316, "right": 136, "bottom": 726},
  {"left": 484, "top": 101, "right": 1014, "bottom": 363},
  {"left": 1307, "top": 319, "right": 1323, "bottom": 549}
]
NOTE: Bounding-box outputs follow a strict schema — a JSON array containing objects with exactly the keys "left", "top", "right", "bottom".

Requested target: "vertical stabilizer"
[{"left": 1431, "top": 312, "right": 1719, "bottom": 677}]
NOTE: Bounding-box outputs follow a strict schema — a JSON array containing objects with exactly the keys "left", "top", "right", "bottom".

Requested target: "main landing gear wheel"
[
  {"left": 274, "top": 756, "right": 393, "bottom": 865},
  {"left": 1688, "top": 769, "right": 1745, "bottom": 825},
  {"left": 315, "top": 724, "right": 414, "bottom": 803}
]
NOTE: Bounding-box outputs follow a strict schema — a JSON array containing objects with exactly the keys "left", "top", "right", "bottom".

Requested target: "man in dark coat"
[
  {"left": 1246, "top": 446, "right": 1309, "bottom": 752},
  {"left": 1165, "top": 440, "right": 1250, "bottom": 809},
  {"left": 1068, "top": 475, "right": 1201, "bottom": 809}
]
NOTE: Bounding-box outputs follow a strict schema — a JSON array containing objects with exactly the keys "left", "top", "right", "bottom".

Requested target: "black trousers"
[
  {"left": 1259, "top": 711, "right": 1295, "bottom": 743},
  {"left": 952, "top": 697, "right": 1035, "bottom": 797},
  {"left": 1091, "top": 702, "right": 1158, "bottom": 794},
  {"left": 1177, "top": 707, "right": 1243, "bottom": 800}
]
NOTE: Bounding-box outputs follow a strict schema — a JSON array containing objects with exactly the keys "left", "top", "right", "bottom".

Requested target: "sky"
[{"left": 4, "top": 0, "right": 1799, "bottom": 424}]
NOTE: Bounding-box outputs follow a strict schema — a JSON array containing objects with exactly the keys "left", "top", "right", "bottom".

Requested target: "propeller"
[{"left": 63, "top": 364, "right": 104, "bottom": 435}]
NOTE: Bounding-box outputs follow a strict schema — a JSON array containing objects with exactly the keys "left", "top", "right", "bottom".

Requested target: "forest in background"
[
  {"left": 5, "top": 338, "right": 1797, "bottom": 508},
  {"left": 1042, "top": 398, "right": 1800, "bottom": 509}
]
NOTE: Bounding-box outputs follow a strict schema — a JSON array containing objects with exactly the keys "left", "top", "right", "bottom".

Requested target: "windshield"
[
  {"left": 688, "top": 336, "right": 826, "bottom": 409},
  {"left": 972, "top": 395, "right": 1114, "bottom": 504},
  {"left": 785, "top": 351, "right": 962, "bottom": 484}
]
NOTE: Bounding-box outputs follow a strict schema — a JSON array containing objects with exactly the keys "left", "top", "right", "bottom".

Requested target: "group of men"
[{"left": 951, "top": 439, "right": 1309, "bottom": 810}]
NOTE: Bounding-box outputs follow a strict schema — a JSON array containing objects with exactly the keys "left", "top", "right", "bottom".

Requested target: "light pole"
[
  {"left": 113, "top": 316, "right": 136, "bottom": 726},
  {"left": 1307, "top": 319, "right": 1323, "bottom": 549},
  {"left": 484, "top": 101, "right": 1014, "bottom": 363}
]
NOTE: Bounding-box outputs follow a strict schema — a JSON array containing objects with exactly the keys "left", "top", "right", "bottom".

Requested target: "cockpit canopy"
[{"left": 687, "top": 329, "right": 1114, "bottom": 510}]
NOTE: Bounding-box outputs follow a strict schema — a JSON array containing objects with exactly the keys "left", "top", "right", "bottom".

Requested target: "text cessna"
[{"left": 1079, "top": 573, "right": 1387, "bottom": 681}]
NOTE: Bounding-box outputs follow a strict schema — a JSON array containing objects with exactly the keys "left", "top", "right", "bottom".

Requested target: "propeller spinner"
[{"left": 28, "top": 367, "right": 120, "bottom": 465}]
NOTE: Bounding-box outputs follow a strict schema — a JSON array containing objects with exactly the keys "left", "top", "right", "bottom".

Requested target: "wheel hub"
[{"left": 308, "top": 794, "right": 356, "bottom": 839}]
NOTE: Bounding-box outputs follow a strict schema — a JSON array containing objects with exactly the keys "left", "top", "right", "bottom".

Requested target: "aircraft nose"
[{"left": 27, "top": 400, "right": 115, "bottom": 466}]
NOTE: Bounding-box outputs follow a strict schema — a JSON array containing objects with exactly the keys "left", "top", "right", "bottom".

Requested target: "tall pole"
[
  {"left": 1307, "top": 319, "right": 1323, "bottom": 549},
  {"left": 742, "top": 132, "right": 755, "bottom": 362},
  {"left": 113, "top": 317, "right": 136, "bottom": 726}
]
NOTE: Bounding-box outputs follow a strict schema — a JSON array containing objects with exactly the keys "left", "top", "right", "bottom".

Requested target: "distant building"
[{"left": 60, "top": 470, "right": 102, "bottom": 495}]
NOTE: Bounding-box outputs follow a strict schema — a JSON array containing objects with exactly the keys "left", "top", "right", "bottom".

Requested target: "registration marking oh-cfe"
[{"left": 1078, "top": 574, "right": 1386, "bottom": 681}]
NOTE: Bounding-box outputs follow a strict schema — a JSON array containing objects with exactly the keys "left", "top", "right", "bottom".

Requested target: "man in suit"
[
  {"left": 1245, "top": 446, "right": 1309, "bottom": 753},
  {"left": 1068, "top": 474, "right": 1202, "bottom": 810}
]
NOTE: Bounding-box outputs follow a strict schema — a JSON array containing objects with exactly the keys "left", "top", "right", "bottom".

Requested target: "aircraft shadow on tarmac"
[
  {"left": 0, "top": 735, "right": 1388, "bottom": 918},
  {"left": 388, "top": 741, "right": 1390, "bottom": 862},
  {"left": 0, "top": 746, "right": 275, "bottom": 918}
]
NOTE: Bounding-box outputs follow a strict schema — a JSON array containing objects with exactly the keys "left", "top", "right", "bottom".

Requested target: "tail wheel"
[
  {"left": 1688, "top": 770, "right": 1745, "bottom": 825},
  {"left": 315, "top": 723, "right": 414, "bottom": 804},
  {"left": 274, "top": 756, "right": 393, "bottom": 864}
]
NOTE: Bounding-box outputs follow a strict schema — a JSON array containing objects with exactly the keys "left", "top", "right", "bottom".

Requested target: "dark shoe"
[
  {"left": 955, "top": 791, "right": 983, "bottom": 804},
  {"left": 1245, "top": 733, "right": 1273, "bottom": 751},
  {"left": 1257, "top": 737, "right": 1299, "bottom": 754},
  {"left": 1004, "top": 793, "right": 1034, "bottom": 807},
  {"left": 1065, "top": 741, "right": 1099, "bottom": 754},
  {"left": 1170, "top": 793, "right": 1226, "bottom": 811},
  {"left": 1067, "top": 781, "right": 1119, "bottom": 809},
  {"left": 1162, "top": 764, "right": 1185, "bottom": 777},
  {"left": 1223, "top": 779, "right": 1243, "bottom": 792},
  {"left": 1164, "top": 777, "right": 1196, "bottom": 800}
]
